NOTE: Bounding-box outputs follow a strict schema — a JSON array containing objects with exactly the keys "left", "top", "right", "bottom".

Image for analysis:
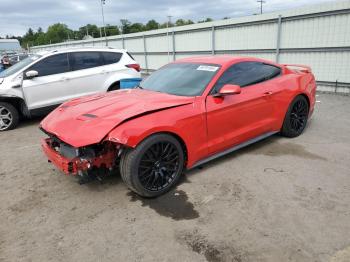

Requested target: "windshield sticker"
[{"left": 197, "top": 65, "right": 219, "bottom": 72}]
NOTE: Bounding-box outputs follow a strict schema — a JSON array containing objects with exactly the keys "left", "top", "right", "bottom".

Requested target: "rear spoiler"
[{"left": 282, "top": 64, "right": 312, "bottom": 73}]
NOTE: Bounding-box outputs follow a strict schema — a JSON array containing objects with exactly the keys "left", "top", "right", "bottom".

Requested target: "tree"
[
  {"left": 78, "top": 24, "right": 100, "bottom": 39},
  {"left": 129, "top": 23, "right": 144, "bottom": 33},
  {"left": 120, "top": 19, "right": 132, "bottom": 34},
  {"left": 175, "top": 19, "right": 194, "bottom": 26},
  {"left": 198, "top": 18, "right": 213, "bottom": 23},
  {"left": 105, "top": 24, "right": 120, "bottom": 36},
  {"left": 145, "top": 20, "right": 159, "bottom": 31},
  {"left": 45, "top": 23, "right": 73, "bottom": 44}
]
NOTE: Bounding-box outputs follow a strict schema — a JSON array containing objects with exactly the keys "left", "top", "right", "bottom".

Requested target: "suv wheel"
[{"left": 0, "top": 102, "right": 19, "bottom": 131}]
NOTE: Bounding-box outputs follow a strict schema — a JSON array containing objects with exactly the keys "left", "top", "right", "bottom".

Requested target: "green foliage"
[
  {"left": 78, "top": 24, "right": 100, "bottom": 38},
  {"left": 198, "top": 18, "right": 213, "bottom": 23},
  {"left": 175, "top": 19, "right": 194, "bottom": 26},
  {"left": 105, "top": 24, "right": 120, "bottom": 36},
  {"left": 46, "top": 23, "right": 73, "bottom": 43},
  {"left": 120, "top": 19, "right": 132, "bottom": 34},
  {"left": 18, "top": 17, "right": 215, "bottom": 49},
  {"left": 145, "top": 20, "right": 160, "bottom": 31}
]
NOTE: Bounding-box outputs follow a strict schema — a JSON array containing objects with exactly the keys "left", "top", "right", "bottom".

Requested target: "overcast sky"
[{"left": 0, "top": 0, "right": 335, "bottom": 37}]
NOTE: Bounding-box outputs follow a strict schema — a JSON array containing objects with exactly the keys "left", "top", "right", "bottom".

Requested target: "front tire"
[
  {"left": 120, "top": 134, "right": 185, "bottom": 197},
  {"left": 0, "top": 102, "right": 19, "bottom": 131},
  {"left": 281, "top": 95, "right": 309, "bottom": 138}
]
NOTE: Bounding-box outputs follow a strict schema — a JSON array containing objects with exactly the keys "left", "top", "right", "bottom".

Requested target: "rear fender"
[{"left": 102, "top": 72, "right": 141, "bottom": 92}]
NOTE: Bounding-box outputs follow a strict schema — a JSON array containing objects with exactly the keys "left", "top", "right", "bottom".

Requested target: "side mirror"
[
  {"left": 214, "top": 84, "right": 241, "bottom": 97},
  {"left": 25, "top": 70, "right": 38, "bottom": 79}
]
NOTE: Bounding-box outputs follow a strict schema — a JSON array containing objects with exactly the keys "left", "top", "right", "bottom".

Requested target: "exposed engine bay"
[{"left": 42, "top": 131, "right": 123, "bottom": 184}]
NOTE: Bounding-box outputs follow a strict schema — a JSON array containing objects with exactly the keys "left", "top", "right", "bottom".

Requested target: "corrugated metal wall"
[{"left": 31, "top": 0, "right": 350, "bottom": 93}]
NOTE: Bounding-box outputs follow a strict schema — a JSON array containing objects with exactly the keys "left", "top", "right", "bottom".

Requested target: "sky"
[{"left": 0, "top": 0, "right": 336, "bottom": 37}]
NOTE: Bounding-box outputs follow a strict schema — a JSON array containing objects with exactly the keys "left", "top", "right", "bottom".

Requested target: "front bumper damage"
[{"left": 41, "top": 136, "right": 121, "bottom": 183}]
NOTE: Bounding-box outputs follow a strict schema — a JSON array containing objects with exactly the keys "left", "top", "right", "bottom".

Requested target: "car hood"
[{"left": 41, "top": 89, "right": 194, "bottom": 148}]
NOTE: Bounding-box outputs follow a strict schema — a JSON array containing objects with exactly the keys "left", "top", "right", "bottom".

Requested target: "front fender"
[{"left": 106, "top": 102, "right": 208, "bottom": 168}]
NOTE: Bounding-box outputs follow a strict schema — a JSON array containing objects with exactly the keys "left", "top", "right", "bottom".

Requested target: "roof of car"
[
  {"left": 174, "top": 55, "right": 274, "bottom": 66},
  {"left": 36, "top": 47, "right": 126, "bottom": 56}
]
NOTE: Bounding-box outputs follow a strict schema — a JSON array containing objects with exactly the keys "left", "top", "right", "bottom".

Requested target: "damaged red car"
[{"left": 40, "top": 56, "right": 316, "bottom": 197}]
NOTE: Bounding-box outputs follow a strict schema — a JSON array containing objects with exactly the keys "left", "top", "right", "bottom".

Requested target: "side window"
[
  {"left": 212, "top": 62, "right": 281, "bottom": 93},
  {"left": 28, "top": 53, "right": 69, "bottom": 77},
  {"left": 70, "top": 52, "right": 103, "bottom": 71},
  {"left": 102, "top": 52, "right": 122, "bottom": 65}
]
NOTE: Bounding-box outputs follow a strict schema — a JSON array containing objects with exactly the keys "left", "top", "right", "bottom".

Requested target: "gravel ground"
[{"left": 0, "top": 93, "right": 349, "bottom": 262}]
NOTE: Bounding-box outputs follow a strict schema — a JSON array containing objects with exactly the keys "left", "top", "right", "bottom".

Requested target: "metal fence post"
[
  {"left": 276, "top": 15, "right": 282, "bottom": 63},
  {"left": 212, "top": 25, "right": 215, "bottom": 55},
  {"left": 122, "top": 36, "right": 125, "bottom": 49},
  {"left": 172, "top": 30, "right": 176, "bottom": 61},
  {"left": 143, "top": 35, "right": 149, "bottom": 72}
]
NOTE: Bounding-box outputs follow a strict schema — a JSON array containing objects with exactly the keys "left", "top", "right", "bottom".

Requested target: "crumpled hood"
[{"left": 41, "top": 89, "right": 194, "bottom": 147}]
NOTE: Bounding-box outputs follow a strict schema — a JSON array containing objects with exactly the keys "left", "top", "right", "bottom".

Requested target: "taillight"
[{"left": 126, "top": 64, "right": 141, "bottom": 72}]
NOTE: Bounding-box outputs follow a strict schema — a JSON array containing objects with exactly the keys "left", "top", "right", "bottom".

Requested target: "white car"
[{"left": 0, "top": 48, "right": 141, "bottom": 131}]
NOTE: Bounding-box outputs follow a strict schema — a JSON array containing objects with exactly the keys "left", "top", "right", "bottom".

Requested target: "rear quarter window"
[{"left": 101, "top": 52, "right": 122, "bottom": 65}]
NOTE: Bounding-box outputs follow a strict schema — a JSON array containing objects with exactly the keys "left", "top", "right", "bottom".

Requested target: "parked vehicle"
[
  {"left": 0, "top": 48, "right": 141, "bottom": 131},
  {"left": 40, "top": 56, "right": 316, "bottom": 197},
  {"left": 8, "top": 53, "right": 30, "bottom": 65},
  {"left": 1, "top": 55, "right": 11, "bottom": 69}
]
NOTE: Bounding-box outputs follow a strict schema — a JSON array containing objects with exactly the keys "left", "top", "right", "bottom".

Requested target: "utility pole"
[
  {"left": 100, "top": 0, "right": 108, "bottom": 46},
  {"left": 166, "top": 15, "right": 172, "bottom": 62},
  {"left": 257, "top": 0, "right": 266, "bottom": 14}
]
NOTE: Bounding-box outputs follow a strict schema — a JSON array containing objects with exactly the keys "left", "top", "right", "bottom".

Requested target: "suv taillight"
[{"left": 126, "top": 64, "right": 141, "bottom": 72}]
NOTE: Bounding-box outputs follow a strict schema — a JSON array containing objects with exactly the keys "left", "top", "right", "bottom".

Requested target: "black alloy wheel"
[
  {"left": 289, "top": 99, "right": 308, "bottom": 133},
  {"left": 281, "top": 95, "right": 309, "bottom": 138},
  {"left": 120, "top": 134, "right": 185, "bottom": 197},
  {"left": 138, "top": 141, "right": 180, "bottom": 191}
]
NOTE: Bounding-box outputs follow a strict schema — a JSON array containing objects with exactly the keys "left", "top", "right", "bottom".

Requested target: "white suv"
[{"left": 0, "top": 48, "right": 141, "bottom": 131}]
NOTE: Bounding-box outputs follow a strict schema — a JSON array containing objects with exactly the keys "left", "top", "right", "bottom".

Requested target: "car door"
[
  {"left": 205, "top": 61, "right": 281, "bottom": 155},
  {"left": 22, "top": 53, "right": 74, "bottom": 110},
  {"left": 68, "top": 51, "right": 108, "bottom": 96}
]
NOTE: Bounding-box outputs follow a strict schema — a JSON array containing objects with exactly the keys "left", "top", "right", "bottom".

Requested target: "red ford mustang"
[{"left": 40, "top": 56, "right": 316, "bottom": 197}]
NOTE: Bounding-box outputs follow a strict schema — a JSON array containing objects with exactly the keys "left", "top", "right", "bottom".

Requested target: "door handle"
[
  {"left": 60, "top": 77, "right": 69, "bottom": 81},
  {"left": 263, "top": 91, "right": 273, "bottom": 96}
]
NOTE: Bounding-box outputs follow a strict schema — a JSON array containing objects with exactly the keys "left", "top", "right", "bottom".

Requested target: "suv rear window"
[
  {"left": 102, "top": 52, "right": 122, "bottom": 65},
  {"left": 70, "top": 52, "right": 103, "bottom": 71}
]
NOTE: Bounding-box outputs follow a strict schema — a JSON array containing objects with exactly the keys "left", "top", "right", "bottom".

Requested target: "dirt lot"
[{"left": 0, "top": 93, "right": 349, "bottom": 262}]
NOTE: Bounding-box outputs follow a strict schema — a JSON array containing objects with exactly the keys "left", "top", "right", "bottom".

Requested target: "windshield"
[
  {"left": 0, "top": 55, "right": 41, "bottom": 78},
  {"left": 140, "top": 63, "right": 220, "bottom": 96}
]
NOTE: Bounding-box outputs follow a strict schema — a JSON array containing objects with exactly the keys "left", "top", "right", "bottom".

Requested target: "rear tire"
[
  {"left": 107, "top": 82, "right": 120, "bottom": 92},
  {"left": 281, "top": 95, "right": 309, "bottom": 138},
  {"left": 120, "top": 134, "right": 185, "bottom": 197},
  {"left": 0, "top": 102, "right": 19, "bottom": 131}
]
